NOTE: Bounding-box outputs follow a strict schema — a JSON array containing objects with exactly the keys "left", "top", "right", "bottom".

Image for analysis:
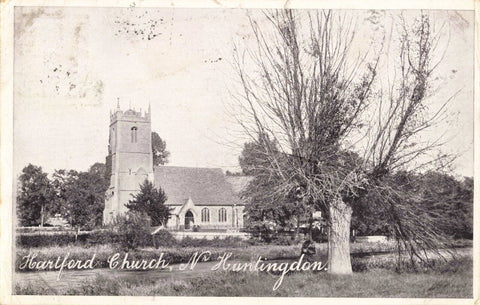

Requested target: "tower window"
[{"left": 131, "top": 127, "right": 137, "bottom": 143}]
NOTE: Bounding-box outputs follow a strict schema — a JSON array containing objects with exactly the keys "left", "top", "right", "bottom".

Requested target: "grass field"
[
  {"left": 16, "top": 240, "right": 472, "bottom": 271},
  {"left": 15, "top": 256, "right": 472, "bottom": 297},
  {"left": 15, "top": 244, "right": 303, "bottom": 271},
  {"left": 13, "top": 243, "right": 382, "bottom": 273},
  {"left": 15, "top": 240, "right": 473, "bottom": 297}
]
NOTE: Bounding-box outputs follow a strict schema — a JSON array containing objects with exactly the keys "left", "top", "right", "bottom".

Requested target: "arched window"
[
  {"left": 131, "top": 126, "right": 137, "bottom": 143},
  {"left": 201, "top": 208, "right": 210, "bottom": 222},
  {"left": 218, "top": 208, "right": 227, "bottom": 223}
]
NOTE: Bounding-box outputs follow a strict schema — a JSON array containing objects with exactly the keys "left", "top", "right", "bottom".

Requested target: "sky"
[{"left": 13, "top": 7, "right": 474, "bottom": 178}]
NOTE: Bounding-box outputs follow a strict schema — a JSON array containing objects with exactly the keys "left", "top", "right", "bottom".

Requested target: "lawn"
[
  {"left": 15, "top": 240, "right": 472, "bottom": 272},
  {"left": 14, "top": 240, "right": 473, "bottom": 297},
  {"left": 15, "top": 244, "right": 304, "bottom": 271},
  {"left": 15, "top": 256, "right": 472, "bottom": 297}
]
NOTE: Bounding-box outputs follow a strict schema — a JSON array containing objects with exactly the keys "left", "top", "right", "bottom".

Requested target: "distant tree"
[
  {"left": 16, "top": 164, "right": 55, "bottom": 226},
  {"left": 89, "top": 162, "right": 105, "bottom": 177},
  {"left": 238, "top": 134, "right": 278, "bottom": 176},
  {"left": 352, "top": 171, "right": 473, "bottom": 240},
  {"left": 63, "top": 169, "right": 108, "bottom": 232},
  {"left": 126, "top": 180, "right": 172, "bottom": 226},
  {"left": 240, "top": 135, "right": 311, "bottom": 239},
  {"left": 51, "top": 169, "right": 78, "bottom": 218},
  {"left": 351, "top": 192, "right": 393, "bottom": 237},
  {"left": 18, "top": 162, "right": 110, "bottom": 230},
  {"left": 88, "top": 162, "right": 110, "bottom": 190},
  {"left": 151, "top": 132, "right": 170, "bottom": 166},
  {"left": 408, "top": 172, "right": 472, "bottom": 239}
]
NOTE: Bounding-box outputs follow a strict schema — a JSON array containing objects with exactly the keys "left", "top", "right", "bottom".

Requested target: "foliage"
[
  {"left": 16, "top": 164, "right": 56, "bottom": 226},
  {"left": 152, "top": 230, "right": 176, "bottom": 247},
  {"left": 15, "top": 229, "right": 250, "bottom": 248},
  {"left": 58, "top": 164, "right": 108, "bottom": 230},
  {"left": 233, "top": 10, "right": 459, "bottom": 273},
  {"left": 352, "top": 171, "right": 473, "bottom": 239},
  {"left": 16, "top": 232, "right": 78, "bottom": 247},
  {"left": 18, "top": 162, "right": 109, "bottom": 230},
  {"left": 151, "top": 131, "right": 170, "bottom": 166},
  {"left": 113, "top": 212, "right": 153, "bottom": 250},
  {"left": 240, "top": 135, "right": 310, "bottom": 238},
  {"left": 126, "top": 180, "right": 172, "bottom": 226},
  {"left": 238, "top": 134, "right": 278, "bottom": 176},
  {"left": 105, "top": 154, "right": 112, "bottom": 182},
  {"left": 50, "top": 169, "right": 77, "bottom": 217},
  {"left": 414, "top": 173, "right": 473, "bottom": 239},
  {"left": 16, "top": 230, "right": 117, "bottom": 247}
]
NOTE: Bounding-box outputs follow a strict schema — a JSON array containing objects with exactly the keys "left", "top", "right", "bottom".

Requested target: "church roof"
[{"left": 154, "top": 166, "right": 244, "bottom": 206}]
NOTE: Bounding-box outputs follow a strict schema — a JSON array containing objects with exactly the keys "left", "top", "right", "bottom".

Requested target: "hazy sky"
[{"left": 13, "top": 7, "right": 474, "bottom": 177}]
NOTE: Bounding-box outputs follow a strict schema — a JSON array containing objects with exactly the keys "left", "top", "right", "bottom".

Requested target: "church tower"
[{"left": 103, "top": 101, "right": 154, "bottom": 224}]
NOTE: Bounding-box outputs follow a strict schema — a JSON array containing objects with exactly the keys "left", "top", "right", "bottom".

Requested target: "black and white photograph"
[{"left": 0, "top": 0, "right": 476, "bottom": 303}]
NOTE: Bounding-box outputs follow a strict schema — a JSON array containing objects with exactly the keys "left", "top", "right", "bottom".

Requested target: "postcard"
[{"left": 0, "top": 0, "right": 477, "bottom": 304}]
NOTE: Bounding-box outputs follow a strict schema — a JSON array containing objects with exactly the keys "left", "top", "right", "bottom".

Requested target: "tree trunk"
[
  {"left": 294, "top": 216, "right": 300, "bottom": 241},
  {"left": 40, "top": 205, "right": 45, "bottom": 227},
  {"left": 328, "top": 199, "right": 353, "bottom": 275}
]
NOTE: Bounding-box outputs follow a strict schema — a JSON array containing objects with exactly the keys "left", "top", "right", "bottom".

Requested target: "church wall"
[{"left": 168, "top": 205, "right": 245, "bottom": 231}]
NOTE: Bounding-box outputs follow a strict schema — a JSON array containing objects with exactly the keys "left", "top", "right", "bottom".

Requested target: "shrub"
[
  {"left": 114, "top": 212, "right": 153, "bottom": 250},
  {"left": 152, "top": 230, "right": 176, "bottom": 248},
  {"left": 270, "top": 235, "right": 298, "bottom": 246},
  {"left": 85, "top": 230, "right": 119, "bottom": 246}
]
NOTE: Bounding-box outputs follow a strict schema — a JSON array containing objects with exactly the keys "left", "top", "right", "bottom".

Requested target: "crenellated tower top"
[{"left": 110, "top": 98, "right": 151, "bottom": 123}]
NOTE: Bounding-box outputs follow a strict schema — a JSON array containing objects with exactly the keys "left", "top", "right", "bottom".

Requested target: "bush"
[
  {"left": 152, "top": 230, "right": 176, "bottom": 248},
  {"left": 85, "top": 230, "right": 119, "bottom": 246},
  {"left": 114, "top": 212, "right": 153, "bottom": 250},
  {"left": 270, "top": 235, "right": 298, "bottom": 246}
]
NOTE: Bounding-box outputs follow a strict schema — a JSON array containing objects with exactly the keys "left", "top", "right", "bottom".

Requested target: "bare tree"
[{"left": 233, "top": 10, "right": 457, "bottom": 275}]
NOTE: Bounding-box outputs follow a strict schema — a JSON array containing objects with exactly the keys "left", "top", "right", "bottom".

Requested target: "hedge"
[{"left": 16, "top": 230, "right": 247, "bottom": 248}]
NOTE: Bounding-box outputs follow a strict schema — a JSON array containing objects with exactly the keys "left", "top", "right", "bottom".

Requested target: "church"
[{"left": 102, "top": 104, "right": 248, "bottom": 231}]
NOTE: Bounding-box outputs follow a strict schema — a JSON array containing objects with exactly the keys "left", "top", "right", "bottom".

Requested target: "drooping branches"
[
  {"left": 233, "top": 9, "right": 460, "bottom": 273},
  {"left": 233, "top": 10, "right": 378, "bottom": 206},
  {"left": 365, "top": 14, "right": 457, "bottom": 180}
]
